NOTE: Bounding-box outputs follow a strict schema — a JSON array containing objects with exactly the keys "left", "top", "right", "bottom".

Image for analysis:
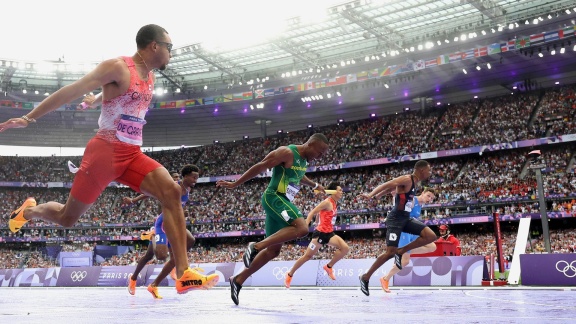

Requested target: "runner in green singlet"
[{"left": 217, "top": 133, "right": 329, "bottom": 305}]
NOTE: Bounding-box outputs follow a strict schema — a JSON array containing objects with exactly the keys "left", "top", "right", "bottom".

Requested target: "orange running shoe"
[
  {"left": 9, "top": 197, "right": 36, "bottom": 233},
  {"left": 380, "top": 277, "right": 391, "bottom": 293},
  {"left": 175, "top": 268, "right": 219, "bottom": 294},
  {"left": 140, "top": 228, "right": 156, "bottom": 241},
  {"left": 284, "top": 273, "right": 292, "bottom": 288},
  {"left": 147, "top": 284, "right": 163, "bottom": 299},
  {"left": 323, "top": 264, "right": 336, "bottom": 280},
  {"left": 128, "top": 278, "right": 137, "bottom": 295}
]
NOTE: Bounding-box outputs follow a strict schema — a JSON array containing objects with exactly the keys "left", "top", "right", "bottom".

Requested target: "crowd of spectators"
[
  {"left": 1, "top": 86, "right": 575, "bottom": 183},
  {"left": 1, "top": 85, "right": 575, "bottom": 270}
]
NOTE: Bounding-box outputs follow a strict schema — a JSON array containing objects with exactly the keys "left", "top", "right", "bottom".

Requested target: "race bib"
[
  {"left": 116, "top": 114, "right": 146, "bottom": 145},
  {"left": 285, "top": 183, "right": 301, "bottom": 202},
  {"left": 404, "top": 200, "right": 414, "bottom": 213},
  {"left": 331, "top": 210, "right": 337, "bottom": 225}
]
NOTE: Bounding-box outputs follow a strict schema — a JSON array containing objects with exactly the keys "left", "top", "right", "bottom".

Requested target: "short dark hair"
[
  {"left": 414, "top": 160, "right": 429, "bottom": 170},
  {"left": 181, "top": 164, "right": 199, "bottom": 177},
  {"left": 308, "top": 133, "right": 328, "bottom": 144},
  {"left": 136, "top": 24, "right": 168, "bottom": 50},
  {"left": 327, "top": 181, "right": 340, "bottom": 190}
]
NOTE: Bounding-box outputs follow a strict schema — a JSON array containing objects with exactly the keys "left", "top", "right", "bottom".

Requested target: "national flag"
[
  {"left": 214, "top": 96, "right": 225, "bottom": 103},
  {"left": 560, "top": 26, "right": 573, "bottom": 38},
  {"left": 347, "top": 74, "right": 357, "bottom": 83},
  {"left": 175, "top": 100, "right": 186, "bottom": 108},
  {"left": 204, "top": 97, "right": 214, "bottom": 105},
  {"left": 369, "top": 68, "right": 379, "bottom": 78},
  {"left": 487, "top": 43, "right": 501, "bottom": 54},
  {"left": 326, "top": 76, "right": 347, "bottom": 87},
  {"left": 425, "top": 59, "right": 437, "bottom": 68},
  {"left": 296, "top": 83, "right": 306, "bottom": 91},
  {"left": 449, "top": 53, "right": 462, "bottom": 62},
  {"left": 233, "top": 93, "right": 243, "bottom": 101},
  {"left": 413, "top": 60, "right": 425, "bottom": 70},
  {"left": 474, "top": 46, "right": 488, "bottom": 57},
  {"left": 263, "top": 88, "right": 275, "bottom": 97},
  {"left": 544, "top": 31, "right": 559, "bottom": 41},
  {"left": 160, "top": 101, "right": 176, "bottom": 109},
  {"left": 274, "top": 87, "right": 284, "bottom": 95},
  {"left": 283, "top": 85, "right": 294, "bottom": 93},
  {"left": 460, "top": 50, "right": 474, "bottom": 60},
  {"left": 515, "top": 37, "right": 530, "bottom": 49},
  {"left": 437, "top": 55, "right": 449, "bottom": 65},
  {"left": 306, "top": 81, "right": 314, "bottom": 90},
  {"left": 243, "top": 91, "right": 253, "bottom": 100},
  {"left": 22, "top": 102, "right": 34, "bottom": 109},
  {"left": 501, "top": 40, "right": 516, "bottom": 52},
  {"left": 529, "top": 33, "right": 544, "bottom": 44},
  {"left": 357, "top": 71, "right": 368, "bottom": 81},
  {"left": 223, "top": 96, "right": 233, "bottom": 102},
  {"left": 254, "top": 89, "right": 264, "bottom": 98}
]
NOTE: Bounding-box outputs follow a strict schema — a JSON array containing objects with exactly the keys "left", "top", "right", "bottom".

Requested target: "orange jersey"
[{"left": 316, "top": 197, "right": 337, "bottom": 233}]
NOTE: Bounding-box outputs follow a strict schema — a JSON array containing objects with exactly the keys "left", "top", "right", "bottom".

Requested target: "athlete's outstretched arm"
[
  {"left": 216, "top": 146, "right": 292, "bottom": 189},
  {"left": 0, "top": 59, "right": 121, "bottom": 132}
]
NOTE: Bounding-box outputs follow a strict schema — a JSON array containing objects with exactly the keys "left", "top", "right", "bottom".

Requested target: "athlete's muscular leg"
[
  {"left": 131, "top": 243, "right": 155, "bottom": 281},
  {"left": 140, "top": 167, "right": 189, "bottom": 278},
  {"left": 362, "top": 246, "right": 397, "bottom": 281},
  {"left": 288, "top": 238, "right": 321, "bottom": 276},
  {"left": 397, "top": 227, "right": 437, "bottom": 254},
  {"left": 326, "top": 235, "right": 349, "bottom": 267},
  {"left": 253, "top": 218, "right": 309, "bottom": 251},
  {"left": 235, "top": 243, "right": 283, "bottom": 285},
  {"left": 152, "top": 230, "right": 196, "bottom": 287},
  {"left": 23, "top": 195, "right": 92, "bottom": 227}
]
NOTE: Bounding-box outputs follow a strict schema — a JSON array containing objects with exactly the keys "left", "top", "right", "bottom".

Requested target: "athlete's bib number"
[
  {"left": 116, "top": 114, "right": 146, "bottom": 145},
  {"left": 285, "top": 183, "right": 300, "bottom": 202},
  {"left": 404, "top": 200, "right": 414, "bottom": 213}
]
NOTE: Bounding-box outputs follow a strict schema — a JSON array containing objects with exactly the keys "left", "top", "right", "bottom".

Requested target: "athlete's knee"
[
  {"left": 157, "top": 181, "right": 181, "bottom": 206},
  {"left": 155, "top": 249, "right": 169, "bottom": 261},
  {"left": 385, "top": 246, "right": 398, "bottom": 255},
  {"left": 421, "top": 228, "right": 437, "bottom": 242},
  {"left": 294, "top": 224, "right": 309, "bottom": 238}
]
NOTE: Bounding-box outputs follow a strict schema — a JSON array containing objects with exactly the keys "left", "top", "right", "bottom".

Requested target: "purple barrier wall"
[
  {"left": 520, "top": 254, "right": 576, "bottom": 286},
  {"left": 0, "top": 257, "right": 485, "bottom": 287}
]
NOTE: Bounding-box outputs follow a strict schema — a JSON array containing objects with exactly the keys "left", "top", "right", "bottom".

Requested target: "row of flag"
[{"left": 2, "top": 26, "right": 574, "bottom": 111}]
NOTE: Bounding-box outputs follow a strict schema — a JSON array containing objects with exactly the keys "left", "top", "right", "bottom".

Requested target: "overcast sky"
[{"left": 2, "top": 0, "right": 348, "bottom": 62}]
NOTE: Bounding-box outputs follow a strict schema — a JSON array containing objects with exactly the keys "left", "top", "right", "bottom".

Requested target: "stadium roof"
[{"left": 1, "top": 0, "right": 576, "bottom": 147}]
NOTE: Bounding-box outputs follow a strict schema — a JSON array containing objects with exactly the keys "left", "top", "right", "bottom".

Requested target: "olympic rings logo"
[
  {"left": 555, "top": 260, "right": 576, "bottom": 278},
  {"left": 70, "top": 271, "right": 88, "bottom": 282},
  {"left": 272, "top": 267, "right": 289, "bottom": 280}
]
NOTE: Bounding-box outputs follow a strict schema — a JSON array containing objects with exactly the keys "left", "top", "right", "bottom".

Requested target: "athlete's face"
[
  {"left": 333, "top": 186, "right": 344, "bottom": 200},
  {"left": 417, "top": 165, "right": 432, "bottom": 181},
  {"left": 183, "top": 172, "right": 199, "bottom": 187},
  {"left": 155, "top": 33, "right": 172, "bottom": 71},
  {"left": 307, "top": 141, "right": 329, "bottom": 161},
  {"left": 171, "top": 173, "right": 180, "bottom": 181},
  {"left": 422, "top": 191, "right": 435, "bottom": 203}
]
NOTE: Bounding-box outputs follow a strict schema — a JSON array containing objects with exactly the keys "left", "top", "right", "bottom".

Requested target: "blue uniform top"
[
  {"left": 409, "top": 198, "right": 421, "bottom": 218},
  {"left": 398, "top": 197, "right": 423, "bottom": 250}
]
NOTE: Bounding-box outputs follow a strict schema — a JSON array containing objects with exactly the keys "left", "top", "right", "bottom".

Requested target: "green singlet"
[{"left": 262, "top": 144, "right": 308, "bottom": 236}]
